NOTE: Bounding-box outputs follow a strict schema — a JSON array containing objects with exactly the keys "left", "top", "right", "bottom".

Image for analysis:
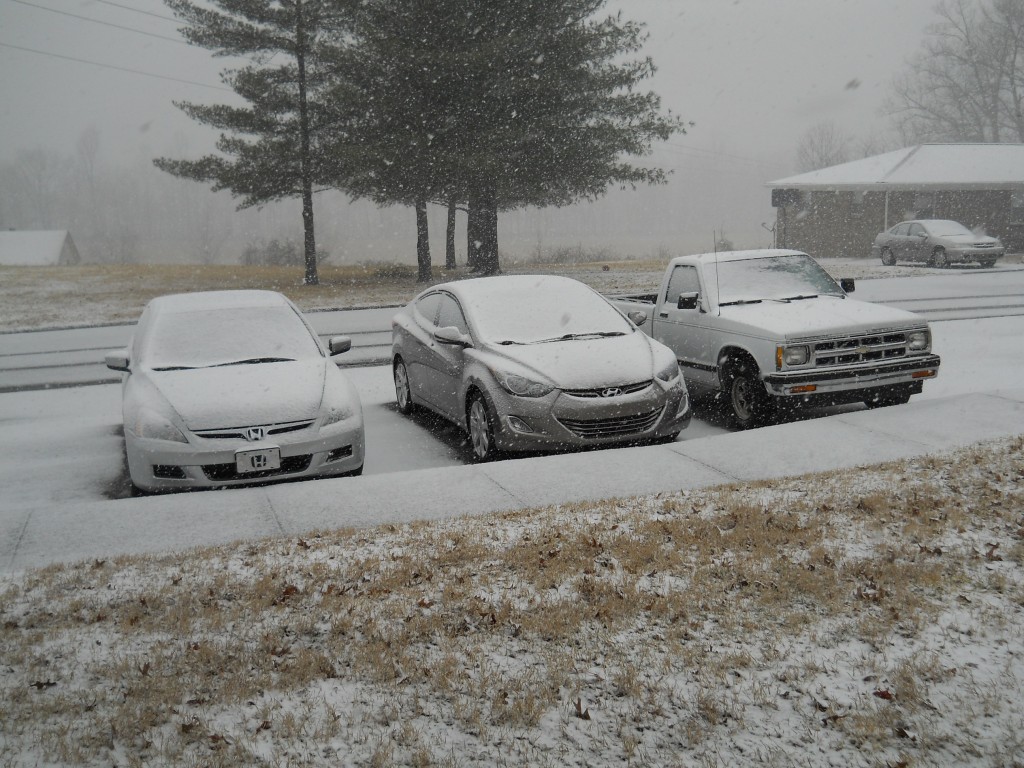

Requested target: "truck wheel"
[
  {"left": 880, "top": 247, "right": 896, "bottom": 266},
  {"left": 467, "top": 392, "right": 499, "bottom": 461},
  {"left": 725, "top": 360, "right": 776, "bottom": 429},
  {"left": 930, "top": 247, "right": 948, "bottom": 268}
]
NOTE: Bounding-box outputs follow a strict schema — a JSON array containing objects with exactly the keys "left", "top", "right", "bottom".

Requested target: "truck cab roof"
[{"left": 669, "top": 249, "right": 808, "bottom": 268}]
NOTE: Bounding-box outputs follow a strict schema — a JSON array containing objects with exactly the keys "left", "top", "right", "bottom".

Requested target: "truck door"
[{"left": 652, "top": 264, "right": 715, "bottom": 389}]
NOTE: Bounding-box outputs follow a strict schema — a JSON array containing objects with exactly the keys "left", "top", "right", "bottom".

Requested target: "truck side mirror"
[
  {"left": 677, "top": 292, "right": 701, "bottom": 310},
  {"left": 840, "top": 278, "right": 855, "bottom": 293}
]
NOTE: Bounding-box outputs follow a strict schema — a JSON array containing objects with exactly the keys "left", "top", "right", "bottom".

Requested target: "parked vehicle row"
[
  {"left": 107, "top": 249, "right": 940, "bottom": 493},
  {"left": 872, "top": 219, "right": 1004, "bottom": 268}
]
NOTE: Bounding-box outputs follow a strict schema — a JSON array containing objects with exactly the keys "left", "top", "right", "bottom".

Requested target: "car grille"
[
  {"left": 812, "top": 333, "right": 909, "bottom": 367},
  {"left": 193, "top": 420, "right": 315, "bottom": 440},
  {"left": 562, "top": 380, "right": 652, "bottom": 398},
  {"left": 558, "top": 408, "right": 662, "bottom": 439},
  {"left": 973, "top": 242, "right": 997, "bottom": 249},
  {"left": 202, "top": 454, "right": 312, "bottom": 482}
]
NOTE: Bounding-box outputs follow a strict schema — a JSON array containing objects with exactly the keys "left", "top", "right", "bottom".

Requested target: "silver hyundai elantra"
[
  {"left": 391, "top": 275, "right": 690, "bottom": 460},
  {"left": 106, "top": 290, "right": 365, "bottom": 493}
]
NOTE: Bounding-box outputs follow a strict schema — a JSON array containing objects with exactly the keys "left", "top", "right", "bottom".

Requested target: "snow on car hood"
[
  {"left": 940, "top": 233, "right": 1000, "bottom": 246},
  {"left": 720, "top": 296, "right": 927, "bottom": 340},
  {"left": 490, "top": 332, "right": 656, "bottom": 388},
  {"left": 149, "top": 359, "right": 326, "bottom": 430}
]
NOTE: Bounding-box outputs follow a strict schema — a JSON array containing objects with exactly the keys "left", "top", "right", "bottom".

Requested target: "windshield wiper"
[
  {"left": 776, "top": 294, "right": 818, "bottom": 302},
  {"left": 718, "top": 299, "right": 763, "bottom": 306},
  {"left": 151, "top": 365, "right": 196, "bottom": 371},
  {"left": 533, "top": 331, "right": 627, "bottom": 343},
  {"left": 211, "top": 357, "right": 295, "bottom": 367},
  {"left": 495, "top": 340, "right": 523, "bottom": 346}
]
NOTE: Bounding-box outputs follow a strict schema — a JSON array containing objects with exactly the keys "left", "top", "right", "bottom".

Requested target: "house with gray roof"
[
  {"left": 0, "top": 230, "right": 81, "bottom": 266},
  {"left": 767, "top": 144, "right": 1024, "bottom": 258}
]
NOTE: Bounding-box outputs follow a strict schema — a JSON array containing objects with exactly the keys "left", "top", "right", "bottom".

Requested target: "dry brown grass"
[{"left": 2, "top": 437, "right": 1022, "bottom": 766}]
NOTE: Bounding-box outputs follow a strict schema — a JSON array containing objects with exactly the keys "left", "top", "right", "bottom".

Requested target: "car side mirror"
[
  {"left": 676, "top": 291, "right": 701, "bottom": 310},
  {"left": 434, "top": 326, "right": 472, "bottom": 347},
  {"left": 840, "top": 278, "right": 855, "bottom": 293},
  {"left": 105, "top": 349, "right": 130, "bottom": 372},
  {"left": 328, "top": 336, "right": 352, "bottom": 355},
  {"left": 626, "top": 310, "right": 648, "bottom": 327}
]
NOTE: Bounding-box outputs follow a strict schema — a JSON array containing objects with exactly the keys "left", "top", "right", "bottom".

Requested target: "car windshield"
[
  {"left": 924, "top": 220, "right": 975, "bottom": 237},
  {"left": 464, "top": 280, "right": 634, "bottom": 344},
  {"left": 140, "top": 306, "right": 323, "bottom": 369},
  {"left": 715, "top": 254, "right": 844, "bottom": 305}
]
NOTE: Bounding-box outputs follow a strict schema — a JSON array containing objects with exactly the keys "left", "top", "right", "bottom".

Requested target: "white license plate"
[{"left": 235, "top": 447, "right": 281, "bottom": 474}]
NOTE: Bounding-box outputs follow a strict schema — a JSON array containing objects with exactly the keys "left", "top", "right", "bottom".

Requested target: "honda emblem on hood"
[{"left": 245, "top": 427, "right": 266, "bottom": 442}]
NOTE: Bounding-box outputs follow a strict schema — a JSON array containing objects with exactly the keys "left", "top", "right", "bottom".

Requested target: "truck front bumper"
[{"left": 763, "top": 354, "right": 941, "bottom": 398}]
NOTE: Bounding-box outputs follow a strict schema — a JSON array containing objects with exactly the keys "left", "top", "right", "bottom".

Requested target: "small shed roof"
[
  {"left": 0, "top": 230, "right": 77, "bottom": 266},
  {"left": 768, "top": 143, "right": 1024, "bottom": 191}
]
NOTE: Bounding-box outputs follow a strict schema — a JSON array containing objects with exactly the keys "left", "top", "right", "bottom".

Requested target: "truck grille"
[
  {"left": 558, "top": 408, "right": 662, "bottom": 439},
  {"left": 562, "top": 380, "right": 652, "bottom": 398},
  {"left": 813, "top": 333, "right": 909, "bottom": 367}
]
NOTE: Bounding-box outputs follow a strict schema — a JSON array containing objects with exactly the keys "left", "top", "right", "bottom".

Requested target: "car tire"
[
  {"left": 931, "top": 247, "right": 949, "bottom": 268},
  {"left": 979, "top": 258, "right": 997, "bottom": 268},
  {"left": 725, "top": 358, "right": 776, "bottom": 429},
  {"left": 864, "top": 389, "right": 912, "bottom": 409},
  {"left": 880, "top": 247, "right": 896, "bottom": 266},
  {"left": 393, "top": 357, "right": 415, "bottom": 415},
  {"left": 467, "top": 391, "right": 499, "bottom": 462}
]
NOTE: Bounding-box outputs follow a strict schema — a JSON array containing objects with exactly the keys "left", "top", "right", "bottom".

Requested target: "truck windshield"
[{"left": 715, "top": 254, "right": 844, "bottom": 305}]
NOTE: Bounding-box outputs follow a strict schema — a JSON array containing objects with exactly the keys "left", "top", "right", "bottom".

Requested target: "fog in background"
[{"left": 0, "top": 0, "right": 938, "bottom": 266}]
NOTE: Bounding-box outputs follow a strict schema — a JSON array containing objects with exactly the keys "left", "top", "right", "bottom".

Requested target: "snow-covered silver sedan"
[
  {"left": 106, "top": 290, "right": 365, "bottom": 493},
  {"left": 391, "top": 275, "right": 690, "bottom": 460},
  {"left": 872, "top": 219, "right": 1004, "bottom": 267}
]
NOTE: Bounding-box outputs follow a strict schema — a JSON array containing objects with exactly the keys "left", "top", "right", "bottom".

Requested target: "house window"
[{"left": 1012, "top": 190, "right": 1024, "bottom": 222}]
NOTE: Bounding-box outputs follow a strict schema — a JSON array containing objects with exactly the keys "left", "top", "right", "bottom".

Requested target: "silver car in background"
[
  {"left": 872, "top": 219, "right": 1004, "bottom": 268},
  {"left": 391, "top": 275, "right": 690, "bottom": 461},
  {"left": 106, "top": 290, "right": 365, "bottom": 493}
]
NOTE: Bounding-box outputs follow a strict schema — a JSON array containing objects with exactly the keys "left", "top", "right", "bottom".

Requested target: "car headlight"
[
  {"left": 133, "top": 408, "right": 188, "bottom": 443},
  {"left": 655, "top": 358, "right": 681, "bottom": 383},
  {"left": 908, "top": 329, "right": 930, "bottom": 352},
  {"left": 778, "top": 345, "right": 809, "bottom": 367},
  {"left": 493, "top": 369, "right": 555, "bottom": 398},
  {"left": 321, "top": 403, "right": 354, "bottom": 428}
]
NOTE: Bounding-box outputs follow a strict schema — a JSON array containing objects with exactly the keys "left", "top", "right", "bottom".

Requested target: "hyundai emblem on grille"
[{"left": 601, "top": 387, "right": 623, "bottom": 398}]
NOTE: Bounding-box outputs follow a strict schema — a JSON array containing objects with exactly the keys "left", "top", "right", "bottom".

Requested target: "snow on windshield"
[
  {"left": 716, "top": 254, "right": 844, "bottom": 304},
  {"left": 463, "top": 277, "right": 634, "bottom": 344},
  {"left": 140, "top": 306, "right": 324, "bottom": 369},
  {"left": 925, "top": 220, "right": 974, "bottom": 237}
]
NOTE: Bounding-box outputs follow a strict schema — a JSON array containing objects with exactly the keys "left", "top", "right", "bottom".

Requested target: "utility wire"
[
  {"left": 87, "top": 0, "right": 186, "bottom": 25},
  {"left": 0, "top": 41, "right": 231, "bottom": 91},
  {"left": 9, "top": 0, "right": 189, "bottom": 44}
]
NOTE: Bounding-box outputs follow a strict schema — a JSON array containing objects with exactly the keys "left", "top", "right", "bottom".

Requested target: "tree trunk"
[
  {"left": 476, "top": 190, "right": 500, "bottom": 275},
  {"left": 445, "top": 198, "right": 457, "bottom": 270},
  {"left": 296, "top": 1, "right": 319, "bottom": 286},
  {"left": 467, "top": 199, "right": 482, "bottom": 272},
  {"left": 415, "top": 198, "right": 431, "bottom": 282}
]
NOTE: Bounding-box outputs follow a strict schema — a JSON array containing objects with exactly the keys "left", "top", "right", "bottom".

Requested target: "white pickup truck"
[{"left": 609, "top": 249, "right": 941, "bottom": 428}]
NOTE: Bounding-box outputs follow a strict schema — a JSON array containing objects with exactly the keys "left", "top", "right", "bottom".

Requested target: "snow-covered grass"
[
  {"left": 3, "top": 256, "right": 1014, "bottom": 332},
  {"left": 1, "top": 437, "right": 1022, "bottom": 767}
]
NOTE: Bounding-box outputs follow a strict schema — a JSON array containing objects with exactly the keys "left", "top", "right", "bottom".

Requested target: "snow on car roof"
[
  {"left": 147, "top": 290, "right": 292, "bottom": 315},
  {"left": 437, "top": 274, "right": 598, "bottom": 304}
]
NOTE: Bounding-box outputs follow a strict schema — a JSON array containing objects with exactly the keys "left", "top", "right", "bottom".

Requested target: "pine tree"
[{"left": 154, "top": 0, "right": 352, "bottom": 285}]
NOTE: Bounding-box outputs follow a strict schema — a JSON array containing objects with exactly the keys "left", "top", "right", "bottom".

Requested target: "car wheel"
[
  {"left": 725, "top": 359, "right": 775, "bottom": 429},
  {"left": 864, "top": 389, "right": 912, "bottom": 409},
  {"left": 393, "top": 357, "right": 415, "bottom": 415},
  {"left": 980, "top": 258, "right": 997, "bottom": 268},
  {"left": 880, "top": 247, "right": 896, "bottom": 266},
  {"left": 467, "top": 392, "right": 498, "bottom": 461},
  {"left": 931, "top": 247, "right": 948, "bottom": 268}
]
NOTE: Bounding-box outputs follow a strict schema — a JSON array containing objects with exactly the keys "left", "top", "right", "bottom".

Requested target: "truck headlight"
[
  {"left": 908, "top": 329, "right": 930, "bottom": 351},
  {"left": 778, "top": 345, "right": 809, "bottom": 367}
]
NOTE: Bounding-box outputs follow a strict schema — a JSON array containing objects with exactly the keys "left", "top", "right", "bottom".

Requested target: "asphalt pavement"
[{"left": 4, "top": 387, "right": 1023, "bottom": 575}]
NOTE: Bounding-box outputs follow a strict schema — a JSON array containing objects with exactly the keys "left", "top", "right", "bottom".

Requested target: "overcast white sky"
[{"left": 0, "top": 0, "right": 942, "bottom": 254}]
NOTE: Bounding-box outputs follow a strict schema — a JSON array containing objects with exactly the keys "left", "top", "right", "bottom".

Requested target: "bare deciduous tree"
[
  {"left": 886, "top": 0, "right": 1024, "bottom": 144},
  {"left": 795, "top": 121, "right": 851, "bottom": 172}
]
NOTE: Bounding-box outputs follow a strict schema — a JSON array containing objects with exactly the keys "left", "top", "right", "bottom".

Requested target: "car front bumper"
[
  {"left": 763, "top": 354, "right": 941, "bottom": 398},
  {"left": 486, "top": 379, "right": 691, "bottom": 452},
  {"left": 946, "top": 248, "right": 1004, "bottom": 263},
  {"left": 126, "top": 420, "right": 365, "bottom": 492}
]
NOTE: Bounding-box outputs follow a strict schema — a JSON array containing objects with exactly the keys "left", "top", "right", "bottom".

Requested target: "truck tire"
[
  {"left": 725, "top": 358, "right": 776, "bottom": 429},
  {"left": 864, "top": 389, "right": 912, "bottom": 409}
]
